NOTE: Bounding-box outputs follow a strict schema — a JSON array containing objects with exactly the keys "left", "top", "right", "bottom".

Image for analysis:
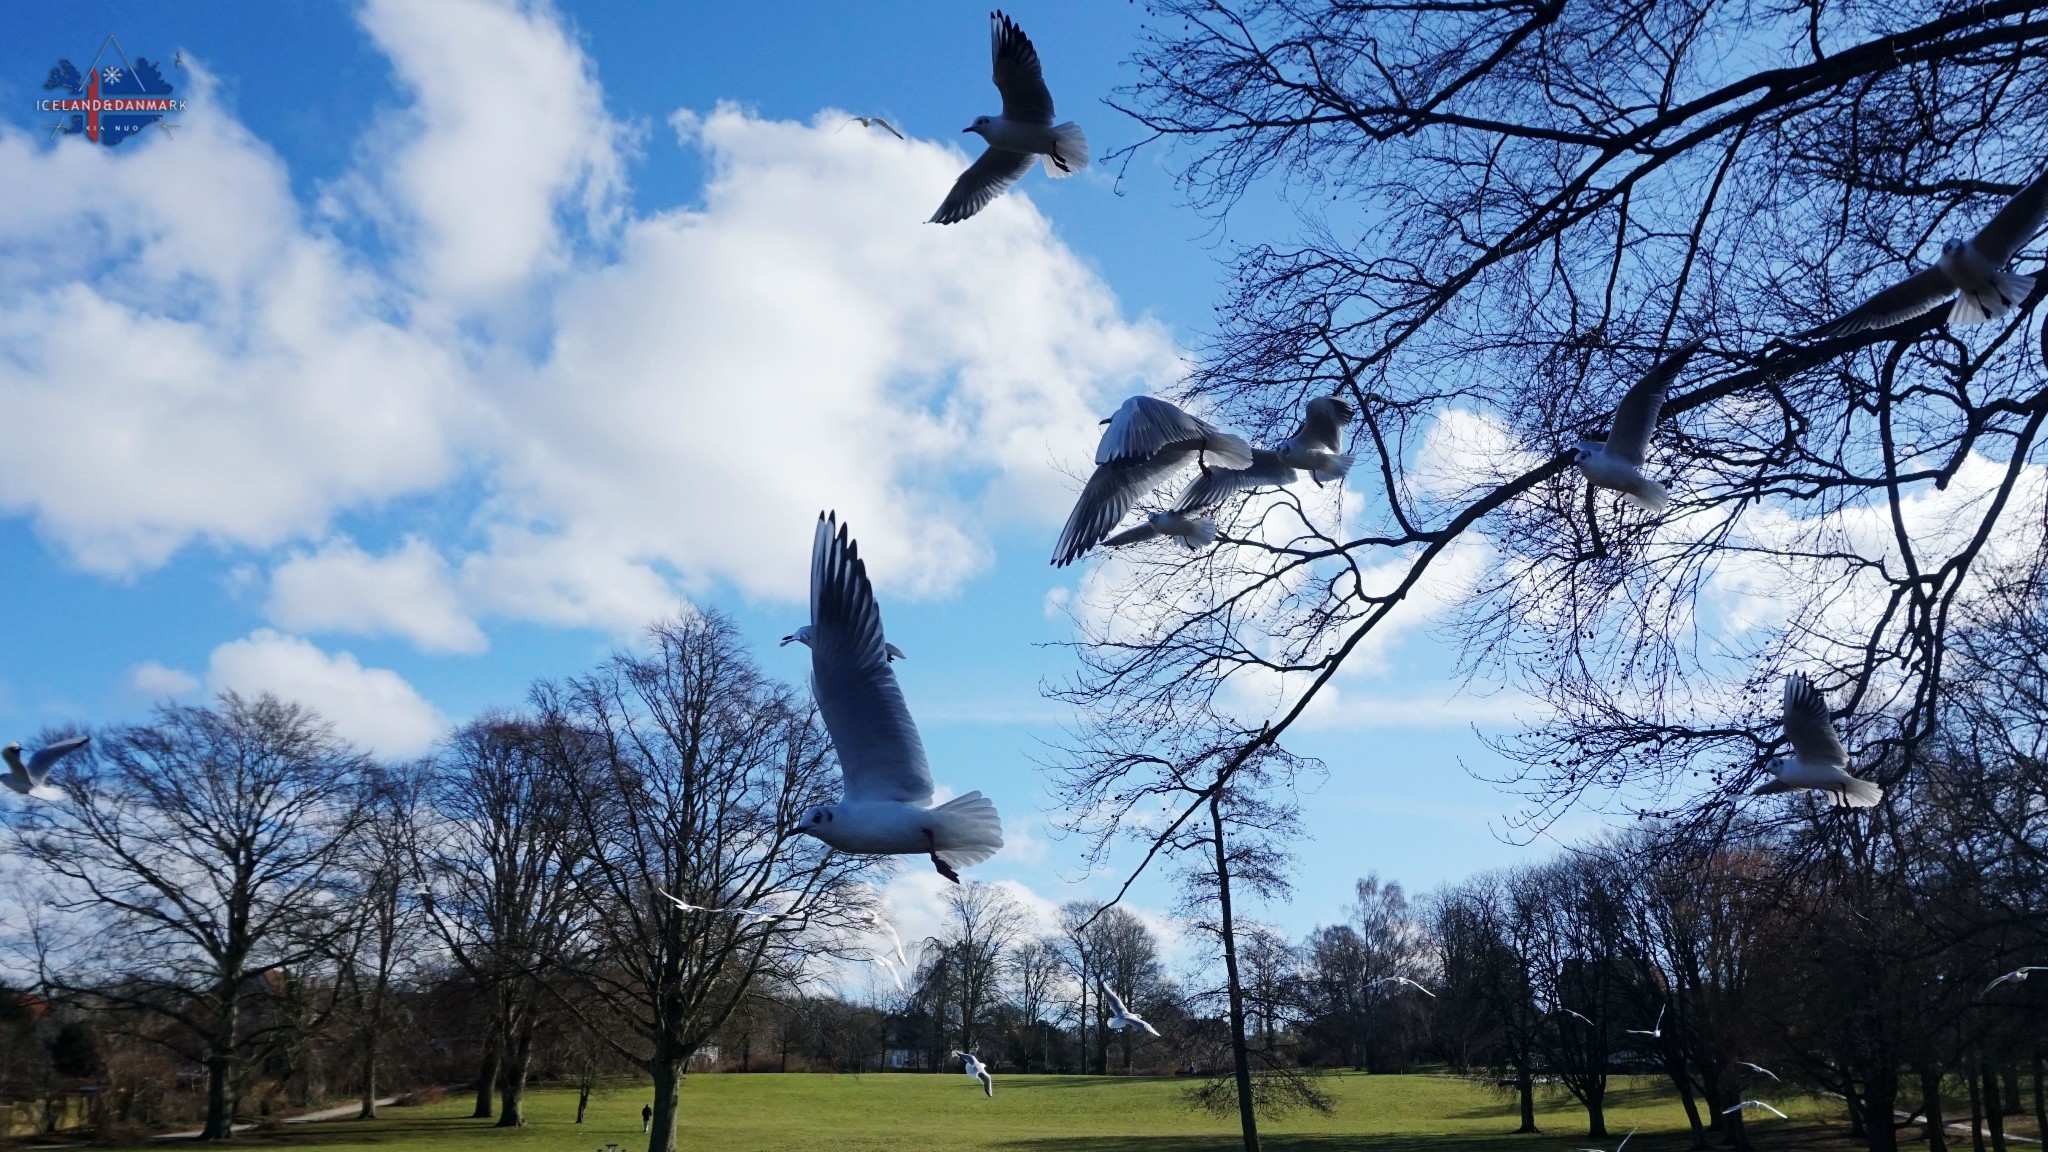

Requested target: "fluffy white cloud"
[
  {"left": 268, "top": 538, "right": 487, "bottom": 654},
  {"left": 0, "top": 4, "right": 1179, "bottom": 647},
  {"left": 126, "top": 661, "right": 201, "bottom": 698},
  {"left": 206, "top": 630, "right": 447, "bottom": 757}
]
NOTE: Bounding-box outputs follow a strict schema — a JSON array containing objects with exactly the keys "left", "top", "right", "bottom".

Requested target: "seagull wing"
[
  {"left": 1174, "top": 450, "right": 1297, "bottom": 513},
  {"left": 26, "top": 735, "right": 89, "bottom": 781},
  {"left": 873, "top": 117, "right": 906, "bottom": 140},
  {"left": 990, "top": 11, "right": 1054, "bottom": 124},
  {"left": 1605, "top": 340, "right": 1701, "bottom": 466},
  {"left": 1103, "top": 986, "right": 1131, "bottom": 1017},
  {"left": 1294, "top": 396, "right": 1354, "bottom": 454},
  {"left": 1053, "top": 453, "right": 1186, "bottom": 565},
  {"left": 929, "top": 146, "right": 1036, "bottom": 225},
  {"left": 1971, "top": 167, "right": 2048, "bottom": 265},
  {"left": 1782, "top": 673, "right": 1849, "bottom": 768},
  {"left": 1098, "top": 396, "right": 1252, "bottom": 468},
  {"left": 1806, "top": 267, "right": 1954, "bottom": 339},
  {"left": 810, "top": 514, "right": 933, "bottom": 803}
]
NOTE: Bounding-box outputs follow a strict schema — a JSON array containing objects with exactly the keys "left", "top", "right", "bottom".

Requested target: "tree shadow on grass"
[{"left": 998, "top": 1123, "right": 1862, "bottom": 1152}]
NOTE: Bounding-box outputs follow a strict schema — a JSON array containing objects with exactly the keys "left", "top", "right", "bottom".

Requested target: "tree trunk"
[
  {"left": 1920, "top": 1063, "right": 1948, "bottom": 1152},
  {"left": 1967, "top": 1062, "right": 1986, "bottom": 1152},
  {"left": 1516, "top": 1065, "right": 1538, "bottom": 1134},
  {"left": 1665, "top": 1059, "right": 1705, "bottom": 1150},
  {"left": 1865, "top": 1071, "right": 1899, "bottom": 1152},
  {"left": 471, "top": 1028, "right": 499, "bottom": 1119},
  {"left": 1586, "top": 1090, "right": 1606, "bottom": 1140},
  {"left": 495, "top": 1026, "right": 532, "bottom": 1128},
  {"left": 1988, "top": 1063, "right": 2007, "bottom": 1152},
  {"left": 358, "top": 1038, "right": 378, "bottom": 1120},
  {"left": 646, "top": 1057, "right": 682, "bottom": 1152},
  {"left": 2032, "top": 1052, "right": 2045, "bottom": 1144},
  {"left": 1209, "top": 793, "right": 1259, "bottom": 1152},
  {"left": 199, "top": 982, "right": 239, "bottom": 1142}
]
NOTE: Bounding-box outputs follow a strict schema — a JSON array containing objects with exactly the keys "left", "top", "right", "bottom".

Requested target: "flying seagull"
[
  {"left": 794, "top": 514, "right": 1003, "bottom": 883},
  {"left": 1624, "top": 1005, "right": 1664, "bottom": 1038},
  {"left": 930, "top": 11, "right": 1088, "bottom": 224},
  {"left": 1577, "top": 1127, "right": 1636, "bottom": 1152},
  {"left": 1751, "top": 673, "right": 1882, "bottom": 808},
  {"left": 861, "top": 910, "right": 909, "bottom": 968},
  {"left": 656, "top": 889, "right": 724, "bottom": 914},
  {"left": 1375, "top": 976, "right": 1437, "bottom": 998},
  {"left": 1723, "top": 1100, "right": 1788, "bottom": 1119},
  {"left": 1807, "top": 168, "right": 2048, "bottom": 339},
  {"left": 1981, "top": 966, "right": 2048, "bottom": 995},
  {"left": 1738, "top": 1061, "right": 1781, "bottom": 1082},
  {"left": 1103, "top": 985, "right": 1161, "bottom": 1037},
  {"left": 2, "top": 735, "right": 88, "bottom": 801},
  {"left": 841, "top": 116, "right": 906, "bottom": 140},
  {"left": 1573, "top": 339, "right": 1704, "bottom": 513},
  {"left": 1175, "top": 396, "right": 1355, "bottom": 513},
  {"left": 954, "top": 1050, "right": 994, "bottom": 1097},
  {"left": 1053, "top": 396, "right": 1253, "bottom": 566},
  {"left": 1558, "top": 1007, "right": 1594, "bottom": 1025},
  {"left": 781, "top": 624, "right": 904, "bottom": 662},
  {"left": 1099, "top": 510, "right": 1218, "bottom": 553}
]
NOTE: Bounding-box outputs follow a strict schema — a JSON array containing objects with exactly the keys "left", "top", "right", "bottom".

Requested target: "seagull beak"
[
  {"left": 1098, "top": 417, "right": 1112, "bottom": 426},
  {"left": 778, "top": 634, "right": 795, "bottom": 646}
]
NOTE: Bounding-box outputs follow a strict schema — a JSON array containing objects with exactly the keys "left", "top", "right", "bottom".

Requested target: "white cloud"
[
  {"left": 268, "top": 537, "right": 487, "bottom": 654},
  {"left": 206, "top": 629, "right": 447, "bottom": 757},
  {"left": 126, "top": 661, "right": 200, "bottom": 698}
]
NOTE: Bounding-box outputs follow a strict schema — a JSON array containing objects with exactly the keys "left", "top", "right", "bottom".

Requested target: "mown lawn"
[{"left": 227, "top": 1074, "right": 1857, "bottom": 1152}]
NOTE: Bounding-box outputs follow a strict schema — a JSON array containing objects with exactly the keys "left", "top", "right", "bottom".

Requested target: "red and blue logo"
[{"left": 37, "top": 36, "right": 184, "bottom": 147}]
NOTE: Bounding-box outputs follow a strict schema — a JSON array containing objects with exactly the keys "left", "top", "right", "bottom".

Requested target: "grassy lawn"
[{"left": 215, "top": 1073, "right": 1862, "bottom": 1152}]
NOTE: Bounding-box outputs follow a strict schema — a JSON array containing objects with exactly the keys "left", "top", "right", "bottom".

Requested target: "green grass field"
[{"left": 230, "top": 1073, "right": 1861, "bottom": 1152}]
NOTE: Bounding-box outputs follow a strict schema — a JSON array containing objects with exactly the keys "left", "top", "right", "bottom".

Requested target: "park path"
[{"left": 150, "top": 1096, "right": 401, "bottom": 1140}]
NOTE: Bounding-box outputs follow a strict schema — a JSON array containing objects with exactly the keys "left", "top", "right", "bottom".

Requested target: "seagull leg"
[{"left": 925, "top": 829, "right": 960, "bottom": 883}]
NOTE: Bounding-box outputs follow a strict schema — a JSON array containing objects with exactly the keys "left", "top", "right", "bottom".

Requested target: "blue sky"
[{"left": 0, "top": 1, "right": 1579, "bottom": 951}]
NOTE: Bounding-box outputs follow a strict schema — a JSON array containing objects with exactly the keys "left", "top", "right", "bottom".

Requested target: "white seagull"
[
  {"left": 930, "top": 11, "right": 1088, "bottom": 225},
  {"left": 841, "top": 115, "right": 906, "bottom": 140},
  {"left": 2, "top": 735, "right": 88, "bottom": 801},
  {"left": 1175, "top": 396, "right": 1355, "bottom": 513},
  {"left": 1559, "top": 1007, "right": 1594, "bottom": 1025},
  {"left": 656, "top": 889, "right": 723, "bottom": 914},
  {"left": 1103, "top": 985, "right": 1161, "bottom": 1037},
  {"left": 871, "top": 952, "right": 907, "bottom": 992},
  {"left": 1750, "top": 673, "right": 1882, "bottom": 808},
  {"left": 1099, "top": 510, "right": 1219, "bottom": 554},
  {"left": 1375, "top": 976, "right": 1437, "bottom": 998},
  {"left": 1624, "top": 1005, "right": 1664, "bottom": 1038},
  {"left": 794, "top": 514, "right": 1003, "bottom": 883},
  {"left": 1577, "top": 1127, "right": 1636, "bottom": 1152},
  {"left": 781, "top": 624, "right": 904, "bottom": 662},
  {"left": 1053, "top": 396, "right": 1253, "bottom": 566},
  {"left": 1572, "top": 340, "right": 1703, "bottom": 513},
  {"left": 1738, "top": 1061, "right": 1781, "bottom": 1082},
  {"left": 861, "top": 910, "right": 909, "bottom": 968},
  {"left": 1723, "top": 1100, "right": 1788, "bottom": 1119},
  {"left": 954, "top": 1050, "right": 994, "bottom": 1097},
  {"left": 1807, "top": 168, "right": 2048, "bottom": 338},
  {"left": 1982, "top": 966, "right": 2048, "bottom": 995}
]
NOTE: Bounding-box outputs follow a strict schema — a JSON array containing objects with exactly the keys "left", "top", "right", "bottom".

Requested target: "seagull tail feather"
[
  {"left": 1185, "top": 517, "right": 1219, "bottom": 549},
  {"left": 1044, "top": 122, "right": 1090, "bottom": 177},
  {"left": 932, "top": 790, "right": 1004, "bottom": 871},
  {"left": 1837, "top": 775, "right": 1883, "bottom": 808},
  {"left": 1625, "top": 478, "right": 1669, "bottom": 512},
  {"left": 1313, "top": 453, "right": 1355, "bottom": 483},
  {"left": 1954, "top": 271, "right": 2035, "bottom": 325}
]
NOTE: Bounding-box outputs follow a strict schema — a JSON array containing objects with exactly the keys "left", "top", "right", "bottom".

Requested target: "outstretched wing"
[
  {"left": 26, "top": 735, "right": 89, "bottom": 781},
  {"left": 1605, "top": 340, "right": 1701, "bottom": 466},
  {"left": 810, "top": 515, "right": 933, "bottom": 803},
  {"left": 1972, "top": 166, "right": 2048, "bottom": 265},
  {"left": 1293, "top": 396, "right": 1354, "bottom": 454},
  {"left": 1103, "top": 985, "right": 1130, "bottom": 1017},
  {"left": 1781, "top": 673, "right": 1848, "bottom": 767},
  {"left": 1174, "top": 449, "right": 1297, "bottom": 513},
  {"left": 929, "top": 147, "right": 1035, "bottom": 225},
  {"left": 990, "top": 11, "right": 1054, "bottom": 124},
  {"left": 1805, "top": 267, "right": 1954, "bottom": 340},
  {"left": 1097, "top": 396, "right": 1252, "bottom": 468},
  {"left": 1053, "top": 453, "right": 1185, "bottom": 566}
]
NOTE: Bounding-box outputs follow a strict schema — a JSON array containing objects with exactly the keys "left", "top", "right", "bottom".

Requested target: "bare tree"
[
  {"left": 532, "top": 614, "right": 870, "bottom": 1152},
  {"left": 333, "top": 766, "right": 426, "bottom": 1119},
  {"left": 8, "top": 694, "right": 370, "bottom": 1140},
  {"left": 935, "top": 882, "right": 1028, "bottom": 1057},
  {"left": 1010, "top": 939, "right": 1064, "bottom": 1072}
]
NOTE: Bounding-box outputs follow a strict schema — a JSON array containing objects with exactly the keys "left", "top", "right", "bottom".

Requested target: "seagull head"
[
  {"left": 779, "top": 625, "right": 813, "bottom": 648},
  {"left": 795, "top": 804, "right": 838, "bottom": 839},
  {"left": 1942, "top": 237, "right": 1966, "bottom": 256},
  {"left": 965, "top": 115, "right": 994, "bottom": 137},
  {"left": 1573, "top": 439, "right": 1604, "bottom": 463}
]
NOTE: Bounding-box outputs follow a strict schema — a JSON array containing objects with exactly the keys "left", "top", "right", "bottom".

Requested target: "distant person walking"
[{"left": 641, "top": 1105, "right": 652, "bottom": 1133}]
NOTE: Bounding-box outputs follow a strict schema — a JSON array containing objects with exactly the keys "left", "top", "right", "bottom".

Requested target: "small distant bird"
[
  {"left": 1558, "top": 1007, "right": 1594, "bottom": 1025},
  {"left": 1723, "top": 1100, "right": 1788, "bottom": 1119},
  {"left": 930, "top": 11, "right": 1088, "bottom": 224},
  {"left": 1981, "top": 966, "right": 2048, "bottom": 995},
  {"left": 1175, "top": 396, "right": 1354, "bottom": 513},
  {"left": 173, "top": 51, "right": 184, "bottom": 68},
  {"left": 861, "top": 911, "right": 909, "bottom": 968},
  {"left": 1572, "top": 339, "right": 1703, "bottom": 513},
  {"left": 954, "top": 1051, "right": 994, "bottom": 1097},
  {"left": 1624, "top": 1005, "right": 1665, "bottom": 1038},
  {"left": 1738, "top": 1061, "right": 1780, "bottom": 1082},
  {"left": 1807, "top": 168, "right": 2048, "bottom": 339},
  {"left": 1053, "top": 396, "right": 1252, "bottom": 566},
  {"left": 2, "top": 736, "right": 88, "bottom": 801},
  {"left": 841, "top": 116, "right": 905, "bottom": 140},
  {"left": 656, "top": 889, "right": 719, "bottom": 914},
  {"left": 1577, "top": 1127, "right": 1636, "bottom": 1152},
  {"left": 871, "top": 952, "right": 907, "bottom": 992},
  {"left": 1751, "top": 673, "right": 1882, "bottom": 808},
  {"left": 1375, "top": 976, "right": 1437, "bottom": 998},
  {"left": 794, "top": 514, "right": 1003, "bottom": 882},
  {"left": 1100, "top": 510, "right": 1219, "bottom": 553},
  {"left": 1103, "top": 985, "right": 1161, "bottom": 1037},
  {"left": 781, "top": 623, "right": 904, "bottom": 662}
]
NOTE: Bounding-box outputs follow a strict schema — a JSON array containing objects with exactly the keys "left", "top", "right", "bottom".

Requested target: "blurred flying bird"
[
  {"left": 1738, "top": 1062, "right": 1780, "bottom": 1082},
  {"left": 1375, "top": 976, "right": 1437, "bottom": 998},
  {"left": 1723, "top": 1100, "right": 1788, "bottom": 1119},
  {"left": 954, "top": 1051, "right": 994, "bottom": 1097},
  {"left": 1751, "top": 674, "right": 1882, "bottom": 808},
  {"left": 1572, "top": 340, "right": 1703, "bottom": 512},
  {"left": 2, "top": 735, "right": 88, "bottom": 801},
  {"left": 841, "top": 116, "right": 905, "bottom": 140},
  {"left": 1103, "top": 985, "right": 1161, "bottom": 1037},
  {"left": 929, "top": 11, "right": 1088, "bottom": 224},
  {"left": 1982, "top": 966, "right": 2048, "bottom": 995},
  {"left": 1175, "top": 396, "right": 1354, "bottom": 513},
  {"left": 1053, "top": 396, "right": 1252, "bottom": 566},
  {"left": 781, "top": 623, "right": 903, "bottom": 662},
  {"left": 1624, "top": 1005, "right": 1665, "bottom": 1038}
]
